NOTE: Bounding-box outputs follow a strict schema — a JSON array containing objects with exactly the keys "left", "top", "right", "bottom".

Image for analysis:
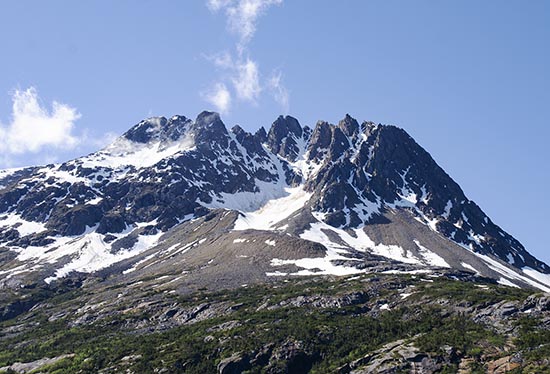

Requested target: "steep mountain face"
[{"left": 0, "top": 111, "right": 548, "bottom": 292}]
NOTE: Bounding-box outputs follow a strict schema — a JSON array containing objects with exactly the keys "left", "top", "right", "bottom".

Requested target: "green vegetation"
[
  {"left": 416, "top": 314, "right": 504, "bottom": 356},
  {"left": 0, "top": 275, "right": 548, "bottom": 373},
  {"left": 514, "top": 316, "right": 550, "bottom": 364},
  {"left": 414, "top": 277, "right": 531, "bottom": 305}
]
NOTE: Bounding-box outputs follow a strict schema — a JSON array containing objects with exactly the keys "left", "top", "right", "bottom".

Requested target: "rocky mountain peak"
[
  {"left": 121, "top": 115, "right": 194, "bottom": 145},
  {"left": 338, "top": 113, "right": 360, "bottom": 137},
  {"left": 254, "top": 126, "right": 268, "bottom": 143},
  {"left": 307, "top": 121, "right": 332, "bottom": 161},
  {"left": 122, "top": 116, "right": 168, "bottom": 143},
  {"left": 270, "top": 115, "right": 302, "bottom": 138},
  {"left": 194, "top": 110, "right": 222, "bottom": 128},
  {"left": 191, "top": 111, "right": 229, "bottom": 150},
  {"left": 163, "top": 115, "right": 193, "bottom": 142},
  {"left": 267, "top": 115, "right": 304, "bottom": 161},
  {"left": 231, "top": 124, "right": 266, "bottom": 156}
]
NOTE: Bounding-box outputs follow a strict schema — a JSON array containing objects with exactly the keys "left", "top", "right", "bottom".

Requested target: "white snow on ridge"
[
  {"left": 413, "top": 240, "right": 451, "bottom": 268},
  {"left": 0, "top": 217, "right": 163, "bottom": 283},
  {"left": 232, "top": 186, "right": 312, "bottom": 231},
  {"left": 266, "top": 271, "right": 288, "bottom": 277},
  {"left": 267, "top": 212, "right": 425, "bottom": 277},
  {"left": 0, "top": 167, "right": 26, "bottom": 188},
  {"left": 81, "top": 133, "right": 195, "bottom": 169},
  {"left": 471, "top": 251, "right": 550, "bottom": 293},
  {"left": 522, "top": 267, "right": 550, "bottom": 290},
  {"left": 42, "top": 231, "right": 163, "bottom": 283},
  {"left": 270, "top": 256, "right": 363, "bottom": 276},
  {"left": 300, "top": 215, "right": 421, "bottom": 265},
  {"left": 0, "top": 167, "right": 24, "bottom": 177},
  {"left": 0, "top": 213, "right": 47, "bottom": 236},
  {"left": 498, "top": 277, "right": 521, "bottom": 288},
  {"left": 288, "top": 133, "right": 323, "bottom": 180},
  {"left": 460, "top": 262, "right": 480, "bottom": 274},
  {"left": 39, "top": 167, "right": 89, "bottom": 186}
]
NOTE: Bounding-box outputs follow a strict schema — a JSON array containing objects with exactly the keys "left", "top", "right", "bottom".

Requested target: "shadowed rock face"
[
  {"left": 267, "top": 115, "right": 303, "bottom": 161},
  {"left": 0, "top": 111, "right": 548, "bottom": 289}
]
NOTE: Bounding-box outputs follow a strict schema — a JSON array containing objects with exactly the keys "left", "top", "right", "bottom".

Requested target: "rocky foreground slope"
[{"left": 1, "top": 273, "right": 549, "bottom": 373}]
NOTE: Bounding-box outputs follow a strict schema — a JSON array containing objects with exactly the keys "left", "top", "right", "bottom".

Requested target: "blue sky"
[{"left": 0, "top": 1, "right": 548, "bottom": 264}]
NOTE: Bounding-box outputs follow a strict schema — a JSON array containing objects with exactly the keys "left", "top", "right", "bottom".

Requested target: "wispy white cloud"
[
  {"left": 208, "top": 51, "right": 234, "bottom": 69},
  {"left": 232, "top": 58, "right": 261, "bottom": 102},
  {"left": 207, "top": 53, "right": 261, "bottom": 103},
  {"left": 206, "top": 0, "right": 232, "bottom": 12},
  {"left": 96, "top": 132, "right": 119, "bottom": 148},
  {"left": 208, "top": 0, "right": 282, "bottom": 53},
  {"left": 203, "top": 0, "right": 288, "bottom": 113},
  {"left": 268, "top": 70, "right": 289, "bottom": 113},
  {"left": 0, "top": 87, "right": 81, "bottom": 155},
  {"left": 81, "top": 128, "right": 119, "bottom": 149},
  {"left": 202, "top": 82, "right": 232, "bottom": 113}
]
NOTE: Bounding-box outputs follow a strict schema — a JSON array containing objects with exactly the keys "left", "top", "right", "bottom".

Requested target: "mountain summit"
[{"left": 0, "top": 111, "right": 549, "bottom": 292}]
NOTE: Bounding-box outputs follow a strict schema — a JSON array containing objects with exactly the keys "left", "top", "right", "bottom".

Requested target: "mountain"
[
  {"left": 2, "top": 111, "right": 550, "bottom": 373},
  {"left": 0, "top": 111, "right": 549, "bottom": 293}
]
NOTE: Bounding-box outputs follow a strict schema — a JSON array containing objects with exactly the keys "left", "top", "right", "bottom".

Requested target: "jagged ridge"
[{"left": 0, "top": 111, "right": 548, "bottom": 291}]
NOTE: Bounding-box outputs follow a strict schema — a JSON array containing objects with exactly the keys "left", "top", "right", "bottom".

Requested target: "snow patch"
[
  {"left": 43, "top": 231, "right": 163, "bottom": 283},
  {"left": 460, "top": 262, "right": 480, "bottom": 274},
  {"left": 86, "top": 197, "right": 103, "bottom": 205},
  {"left": 381, "top": 269, "right": 432, "bottom": 275},
  {"left": 522, "top": 267, "right": 550, "bottom": 289},
  {"left": 0, "top": 213, "right": 47, "bottom": 236},
  {"left": 122, "top": 253, "right": 157, "bottom": 274},
  {"left": 233, "top": 186, "right": 311, "bottom": 230},
  {"left": 270, "top": 256, "right": 363, "bottom": 276},
  {"left": 268, "top": 212, "right": 425, "bottom": 277},
  {"left": 266, "top": 271, "right": 288, "bottom": 277},
  {"left": 300, "top": 214, "right": 421, "bottom": 265},
  {"left": 472, "top": 252, "right": 550, "bottom": 293},
  {"left": 442, "top": 200, "right": 453, "bottom": 219},
  {"left": 475, "top": 284, "right": 490, "bottom": 290},
  {"left": 81, "top": 132, "right": 195, "bottom": 169},
  {"left": 413, "top": 240, "right": 451, "bottom": 268},
  {"left": 497, "top": 277, "right": 520, "bottom": 288}
]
